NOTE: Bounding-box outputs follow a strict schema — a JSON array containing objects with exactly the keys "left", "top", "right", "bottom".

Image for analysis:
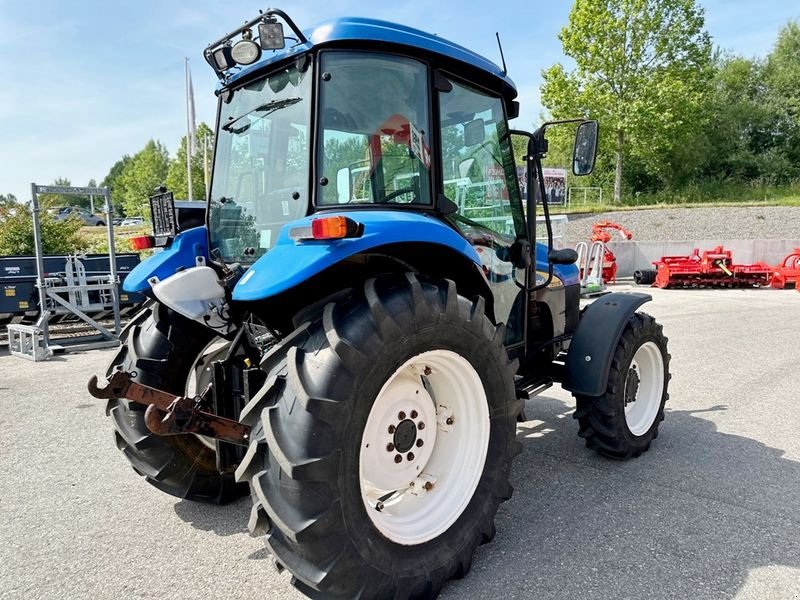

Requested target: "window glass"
[
  {"left": 209, "top": 61, "right": 312, "bottom": 265},
  {"left": 318, "top": 53, "right": 432, "bottom": 206},
  {"left": 439, "top": 80, "right": 524, "bottom": 238}
]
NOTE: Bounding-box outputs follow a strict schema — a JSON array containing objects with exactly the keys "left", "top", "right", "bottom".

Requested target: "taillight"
[
  {"left": 130, "top": 235, "right": 155, "bottom": 250},
  {"left": 290, "top": 216, "right": 363, "bottom": 241}
]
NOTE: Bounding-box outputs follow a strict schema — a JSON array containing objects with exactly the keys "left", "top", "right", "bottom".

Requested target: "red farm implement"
[
  {"left": 769, "top": 249, "right": 800, "bottom": 289},
  {"left": 653, "top": 246, "right": 772, "bottom": 289},
  {"left": 588, "top": 221, "right": 634, "bottom": 283}
]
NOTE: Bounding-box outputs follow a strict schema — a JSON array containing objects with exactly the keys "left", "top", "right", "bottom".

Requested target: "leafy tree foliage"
[
  {"left": 102, "top": 155, "right": 132, "bottom": 214},
  {"left": 166, "top": 122, "right": 214, "bottom": 201},
  {"left": 541, "top": 0, "right": 713, "bottom": 201},
  {"left": 115, "top": 140, "right": 170, "bottom": 217},
  {"left": 0, "top": 203, "right": 85, "bottom": 255}
]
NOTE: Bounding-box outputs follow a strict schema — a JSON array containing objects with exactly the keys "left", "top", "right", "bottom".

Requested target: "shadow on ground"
[
  {"left": 173, "top": 495, "right": 251, "bottom": 538},
  {"left": 444, "top": 394, "right": 800, "bottom": 599},
  {"left": 171, "top": 393, "right": 800, "bottom": 599}
]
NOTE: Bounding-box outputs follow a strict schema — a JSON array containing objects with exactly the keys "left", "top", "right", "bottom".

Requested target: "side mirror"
[
  {"left": 573, "top": 120, "right": 598, "bottom": 176},
  {"left": 463, "top": 119, "right": 486, "bottom": 147},
  {"left": 336, "top": 167, "right": 351, "bottom": 204}
]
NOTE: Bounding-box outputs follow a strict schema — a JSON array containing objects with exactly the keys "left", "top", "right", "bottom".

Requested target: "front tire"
[
  {"left": 573, "top": 312, "right": 670, "bottom": 459},
  {"left": 236, "top": 275, "right": 521, "bottom": 599},
  {"left": 106, "top": 303, "right": 247, "bottom": 503}
]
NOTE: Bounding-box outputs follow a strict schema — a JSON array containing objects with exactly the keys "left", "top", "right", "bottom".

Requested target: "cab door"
[{"left": 437, "top": 77, "right": 527, "bottom": 347}]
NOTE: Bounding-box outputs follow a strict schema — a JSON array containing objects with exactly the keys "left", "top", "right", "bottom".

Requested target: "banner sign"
[{"left": 35, "top": 186, "right": 106, "bottom": 196}]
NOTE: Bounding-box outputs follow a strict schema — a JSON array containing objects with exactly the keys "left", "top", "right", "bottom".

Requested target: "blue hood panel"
[
  {"left": 232, "top": 211, "right": 480, "bottom": 302},
  {"left": 123, "top": 227, "right": 209, "bottom": 294}
]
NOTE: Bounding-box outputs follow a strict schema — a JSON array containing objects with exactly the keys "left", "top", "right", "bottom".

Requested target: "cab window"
[
  {"left": 317, "top": 52, "right": 432, "bottom": 206},
  {"left": 439, "top": 79, "right": 524, "bottom": 239}
]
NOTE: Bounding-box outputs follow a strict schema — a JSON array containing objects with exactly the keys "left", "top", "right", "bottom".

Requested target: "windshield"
[
  {"left": 317, "top": 52, "right": 432, "bottom": 206},
  {"left": 209, "top": 60, "right": 312, "bottom": 264}
]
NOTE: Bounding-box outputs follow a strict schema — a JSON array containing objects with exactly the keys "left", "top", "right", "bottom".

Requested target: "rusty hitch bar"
[{"left": 88, "top": 370, "right": 251, "bottom": 447}]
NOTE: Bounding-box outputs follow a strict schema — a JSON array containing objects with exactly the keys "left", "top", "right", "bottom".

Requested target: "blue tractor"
[{"left": 89, "top": 10, "right": 670, "bottom": 599}]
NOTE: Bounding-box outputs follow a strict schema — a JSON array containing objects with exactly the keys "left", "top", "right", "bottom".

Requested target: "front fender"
[
  {"left": 232, "top": 211, "right": 480, "bottom": 301},
  {"left": 562, "top": 292, "right": 652, "bottom": 397},
  {"left": 123, "top": 226, "right": 209, "bottom": 295}
]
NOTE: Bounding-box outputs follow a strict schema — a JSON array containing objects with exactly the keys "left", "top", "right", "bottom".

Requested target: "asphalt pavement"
[{"left": 1, "top": 286, "right": 799, "bottom": 599}]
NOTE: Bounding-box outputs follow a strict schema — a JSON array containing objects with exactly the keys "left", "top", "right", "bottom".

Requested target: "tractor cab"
[{"left": 203, "top": 10, "right": 595, "bottom": 351}]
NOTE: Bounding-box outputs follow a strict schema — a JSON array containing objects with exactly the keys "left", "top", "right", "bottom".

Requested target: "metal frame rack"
[{"left": 7, "top": 184, "right": 121, "bottom": 360}]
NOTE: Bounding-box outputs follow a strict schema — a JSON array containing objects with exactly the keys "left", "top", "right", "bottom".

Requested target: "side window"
[
  {"left": 318, "top": 53, "right": 432, "bottom": 206},
  {"left": 439, "top": 80, "right": 524, "bottom": 239}
]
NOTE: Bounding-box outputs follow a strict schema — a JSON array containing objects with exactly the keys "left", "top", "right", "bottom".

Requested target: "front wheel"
[
  {"left": 573, "top": 312, "right": 670, "bottom": 459},
  {"left": 236, "top": 275, "right": 521, "bottom": 599}
]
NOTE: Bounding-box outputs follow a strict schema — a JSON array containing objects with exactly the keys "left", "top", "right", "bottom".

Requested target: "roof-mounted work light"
[
  {"left": 211, "top": 46, "right": 234, "bottom": 71},
  {"left": 259, "top": 20, "right": 285, "bottom": 50},
  {"left": 231, "top": 29, "right": 262, "bottom": 65},
  {"left": 204, "top": 9, "right": 307, "bottom": 81}
]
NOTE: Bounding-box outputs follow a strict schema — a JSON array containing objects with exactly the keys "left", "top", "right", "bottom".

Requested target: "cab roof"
[{"left": 222, "top": 16, "right": 518, "bottom": 101}]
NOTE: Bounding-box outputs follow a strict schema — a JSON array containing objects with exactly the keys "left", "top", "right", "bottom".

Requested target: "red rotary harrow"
[
  {"left": 653, "top": 246, "right": 772, "bottom": 289},
  {"left": 769, "top": 249, "right": 800, "bottom": 289}
]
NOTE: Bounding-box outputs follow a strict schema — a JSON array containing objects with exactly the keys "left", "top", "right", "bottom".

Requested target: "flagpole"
[{"left": 185, "top": 57, "right": 193, "bottom": 201}]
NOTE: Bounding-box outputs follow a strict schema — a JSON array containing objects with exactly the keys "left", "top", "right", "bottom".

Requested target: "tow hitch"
[{"left": 88, "top": 370, "right": 251, "bottom": 446}]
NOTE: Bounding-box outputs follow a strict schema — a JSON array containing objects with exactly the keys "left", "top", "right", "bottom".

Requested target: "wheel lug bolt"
[
  {"left": 386, "top": 443, "right": 395, "bottom": 452},
  {"left": 388, "top": 425, "right": 396, "bottom": 434},
  {"left": 410, "top": 410, "right": 418, "bottom": 419},
  {"left": 407, "top": 452, "right": 415, "bottom": 461},
  {"left": 418, "top": 422, "right": 425, "bottom": 430},
  {"left": 376, "top": 501, "right": 384, "bottom": 512},
  {"left": 424, "top": 366, "right": 432, "bottom": 375},
  {"left": 398, "top": 411, "right": 406, "bottom": 420},
  {"left": 416, "top": 439, "right": 423, "bottom": 447},
  {"left": 446, "top": 416, "right": 454, "bottom": 425},
  {"left": 394, "top": 454, "right": 403, "bottom": 463}
]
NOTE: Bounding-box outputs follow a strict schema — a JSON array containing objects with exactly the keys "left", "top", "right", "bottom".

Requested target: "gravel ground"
[
  {"left": 2, "top": 286, "right": 800, "bottom": 599},
  {"left": 564, "top": 206, "right": 800, "bottom": 243}
]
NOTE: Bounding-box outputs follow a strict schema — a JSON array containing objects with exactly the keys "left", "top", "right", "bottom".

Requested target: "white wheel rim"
[
  {"left": 186, "top": 339, "right": 229, "bottom": 450},
  {"left": 624, "top": 341, "right": 665, "bottom": 436},
  {"left": 359, "top": 350, "right": 490, "bottom": 546}
]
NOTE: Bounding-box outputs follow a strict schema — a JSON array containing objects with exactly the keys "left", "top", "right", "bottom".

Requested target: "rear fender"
[
  {"left": 232, "top": 211, "right": 480, "bottom": 301},
  {"left": 123, "top": 226, "right": 209, "bottom": 295},
  {"left": 562, "top": 292, "right": 652, "bottom": 397}
]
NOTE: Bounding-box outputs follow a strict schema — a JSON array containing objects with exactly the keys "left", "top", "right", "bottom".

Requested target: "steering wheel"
[{"left": 377, "top": 188, "right": 416, "bottom": 204}]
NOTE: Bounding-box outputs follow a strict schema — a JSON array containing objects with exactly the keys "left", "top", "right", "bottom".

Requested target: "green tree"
[
  {"left": 103, "top": 155, "right": 132, "bottom": 214},
  {"left": 541, "top": 0, "right": 713, "bottom": 201},
  {"left": 0, "top": 204, "right": 85, "bottom": 255},
  {"left": 764, "top": 21, "right": 800, "bottom": 179},
  {"left": 166, "top": 122, "right": 214, "bottom": 200},
  {"left": 37, "top": 177, "right": 81, "bottom": 210},
  {"left": 0, "top": 193, "right": 18, "bottom": 207},
  {"left": 766, "top": 22, "right": 800, "bottom": 122},
  {"left": 115, "top": 140, "right": 170, "bottom": 217}
]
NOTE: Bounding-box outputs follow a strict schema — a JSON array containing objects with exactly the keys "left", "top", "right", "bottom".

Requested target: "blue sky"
[{"left": 1, "top": 0, "right": 798, "bottom": 202}]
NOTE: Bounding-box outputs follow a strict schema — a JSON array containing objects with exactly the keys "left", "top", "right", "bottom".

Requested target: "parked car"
[
  {"left": 120, "top": 216, "right": 146, "bottom": 227},
  {"left": 52, "top": 206, "right": 105, "bottom": 226}
]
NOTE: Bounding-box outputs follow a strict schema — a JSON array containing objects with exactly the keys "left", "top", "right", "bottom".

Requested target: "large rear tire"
[
  {"left": 573, "top": 312, "right": 670, "bottom": 459},
  {"left": 106, "top": 303, "right": 247, "bottom": 504},
  {"left": 236, "top": 274, "right": 521, "bottom": 599}
]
